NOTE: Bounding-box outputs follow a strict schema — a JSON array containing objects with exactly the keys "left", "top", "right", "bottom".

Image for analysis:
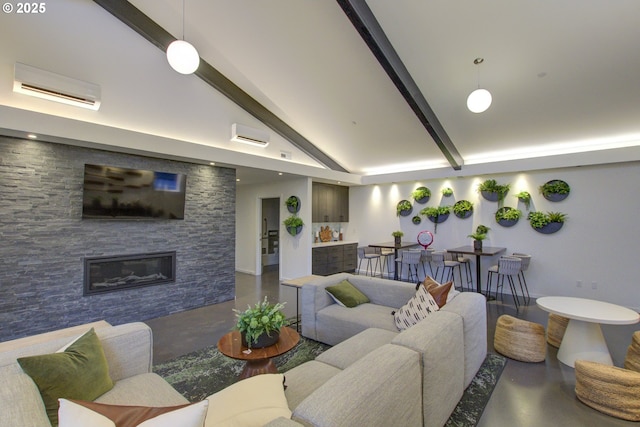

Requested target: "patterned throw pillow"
[{"left": 393, "top": 285, "right": 440, "bottom": 331}]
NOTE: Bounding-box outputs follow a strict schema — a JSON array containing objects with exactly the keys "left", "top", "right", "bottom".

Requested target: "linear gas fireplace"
[{"left": 84, "top": 251, "right": 176, "bottom": 295}]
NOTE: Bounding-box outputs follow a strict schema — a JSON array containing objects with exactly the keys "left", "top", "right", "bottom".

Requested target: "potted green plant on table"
[
  {"left": 420, "top": 206, "right": 451, "bottom": 233},
  {"left": 527, "top": 211, "right": 567, "bottom": 234},
  {"left": 468, "top": 225, "right": 490, "bottom": 251},
  {"left": 478, "top": 179, "right": 510, "bottom": 205},
  {"left": 233, "top": 297, "right": 288, "bottom": 348},
  {"left": 392, "top": 230, "right": 404, "bottom": 246},
  {"left": 283, "top": 215, "right": 304, "bottom": 236},
  {"left": 411, "top": 187, "right": 431, "bottom": 204},
  {"left": 539, "top": 180, "right": 570, "bottom": 202},
  {"left": 396, "top": 200, "right": 413, "bottom": 216},
  {"left": 453, "top": 200, "right": 473, "bottom": 219},
  {"left": 515, "top": 191, "right": 532, "bottom": 210},
  {"left": 495, "top": 207, "right": 522, "bottom": 227},
  {"left": 285, "top": 195, "right": 300, "bottom": 213}
]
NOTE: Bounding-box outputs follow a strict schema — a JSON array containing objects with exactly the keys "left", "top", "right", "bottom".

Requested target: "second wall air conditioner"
[{"left": 231, "top": 123, "right": 270, "bottom": 147}]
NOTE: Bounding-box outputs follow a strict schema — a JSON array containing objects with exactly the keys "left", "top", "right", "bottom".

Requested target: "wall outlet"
[
  {"left": 591, "top": 281, "right": 597, "bottom": 290},
  {"left": 576, "top": 280, "right": 583, "bottom": 288}
]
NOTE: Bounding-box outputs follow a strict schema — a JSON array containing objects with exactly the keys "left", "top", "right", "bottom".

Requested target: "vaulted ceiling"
[{"left": 1, "top": 0, "right": 639, "bottom": 185}]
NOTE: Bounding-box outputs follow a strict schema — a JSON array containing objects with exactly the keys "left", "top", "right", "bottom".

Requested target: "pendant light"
[
  {"left": 166, "top": 0, "right": 200, "bottom": 74},
  {"left": 467, "top": 58, "right": 492, "bottom": 113}
]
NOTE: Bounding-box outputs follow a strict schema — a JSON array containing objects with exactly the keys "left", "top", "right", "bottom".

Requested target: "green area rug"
[{"left": 154, "top": 338, "right": 506, "bottom": 426}]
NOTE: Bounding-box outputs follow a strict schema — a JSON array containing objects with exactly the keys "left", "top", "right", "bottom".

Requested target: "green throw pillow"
[
  {"left": 17, "top": 328, "right": 114, "bottom": 427},
  {"left": 326, "top": 280, "right": 370, "bottom": 308}
]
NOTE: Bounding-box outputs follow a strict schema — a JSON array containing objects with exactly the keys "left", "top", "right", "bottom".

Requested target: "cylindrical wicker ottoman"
[
  {"left": 546, "top": 313, "right": 569, "bottom": 348},
  {"left": 494, "top": 314, "right": 546, "bottom": 362},
  {"left": 625, "top": 331, "right": 640, "bottom": 373},
  {"left": 575, "top": 359, "right": 640, "bottom": 421}
]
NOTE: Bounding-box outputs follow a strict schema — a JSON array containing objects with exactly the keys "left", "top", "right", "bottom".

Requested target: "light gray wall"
[
  {"left": 346, "top": 162, "right": 640, "bottom": 310},
  {"left": 0, "top": 137, "right": 236, "bottom": 342}
]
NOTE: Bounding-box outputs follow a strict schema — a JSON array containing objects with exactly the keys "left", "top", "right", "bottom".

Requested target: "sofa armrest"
[
  {"left": 293, "top": 344, "right": 422, "bottom": 427},
  {"left": 263, "top": 417, "right": 304, "bottom": 427},
  {"left": 95, "top": 322, "right": 154, "bottom": 382}
]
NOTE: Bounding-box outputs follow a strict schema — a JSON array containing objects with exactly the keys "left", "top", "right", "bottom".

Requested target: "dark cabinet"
[
  {"left": 312, "top": 243, "right": 357, "bottom": 276},
  {"left": 312, "top": 183, "right": 349, "bottom": 222}
]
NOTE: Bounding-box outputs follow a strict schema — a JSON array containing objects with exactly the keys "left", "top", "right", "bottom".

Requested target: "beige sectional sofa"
[
  {"left": 273, "top": 272, "right": 487, "bottom": 427},
  {"left": 0, "top": 321, "right": 188, "bottom": 427}
]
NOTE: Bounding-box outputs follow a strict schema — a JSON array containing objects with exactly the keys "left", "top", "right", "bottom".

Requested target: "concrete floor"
[{"left": 146, "top": 267, "right": 638, "bottom": 426}]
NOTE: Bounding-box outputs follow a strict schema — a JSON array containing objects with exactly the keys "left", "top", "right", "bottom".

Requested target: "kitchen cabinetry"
[
  {"left": 312, "top": 183, "right": 349, "bottom": 222},
  {"left": 312, "top": 243, "right": 357, "bottom": 276}
]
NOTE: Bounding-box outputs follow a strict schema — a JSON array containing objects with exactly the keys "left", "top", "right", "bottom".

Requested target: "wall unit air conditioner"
[
  {"left": 13, "top": 63, "right": 101, "bottom": 110},
  {"left": 231, "top": 123, "right": 270, "bottom": 147}
]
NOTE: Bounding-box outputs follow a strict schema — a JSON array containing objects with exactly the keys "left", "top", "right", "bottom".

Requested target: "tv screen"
[{"left": 82, "top": 164, "right": 186, "bottom": 219}]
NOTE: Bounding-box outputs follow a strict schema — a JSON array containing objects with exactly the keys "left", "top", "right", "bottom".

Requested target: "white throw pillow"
[
  {"left": 58, "top": 399, "right": 208, "bottom": 427},
  {"left": 205, "top": 373, "right": 291, "bottom": 427},
  {"left": 393, "top": 285, "right": 440, "bottom": 331}
]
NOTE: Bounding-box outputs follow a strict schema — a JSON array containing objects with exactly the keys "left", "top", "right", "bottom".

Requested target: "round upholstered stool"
[
  {"left": 494, "top": 314, "right": 546, "bottom": 362},
  {"left": 546, "top": 313, "right": 569, "bottom": 348},
  {"left": 625, "top": 331, "right": 640, "bottom": 373},
  {"left": 575, "top": 359, "right": 640, "bottom": 421}
]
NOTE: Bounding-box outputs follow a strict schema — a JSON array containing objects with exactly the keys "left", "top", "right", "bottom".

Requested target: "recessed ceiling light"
[
  {"left": 278, "top": 172, "right": 283, "bottom": 176},
  {"left": 27, "top": 134, "right": 37, "bottom": 139},
  {"left": 209, "top": 162, "right": 215, "bottom": 166},
  {"left": 236, "top": 178, "right": 240, "bottom": 182}
]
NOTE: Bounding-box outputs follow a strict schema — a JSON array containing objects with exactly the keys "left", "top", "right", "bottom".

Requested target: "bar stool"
[
  {"left": 431, "top": 251, "right": 462, "bottom": 290},
  {"left": 375, "top": 247, "right": 395, "bottom": 279},
  {"left": 357, "top": 246, "right": 381, "bottom": 277},
  {"left": 419, "top": 248, "right": 435, "bottom": 278},
  {"left": 512, "top": 252, "right": 532, "bottom": 303},
  {"left": 487, "top": 256, "right": 522, "bottom": 309},
  {"left": 447, "top": 252, "right": 473, "bottom": 291},
  {"left": 398, "top": 250, "right": 422, "bottom": 282}
]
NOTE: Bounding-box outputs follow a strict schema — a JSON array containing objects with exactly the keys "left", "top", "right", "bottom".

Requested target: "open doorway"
[{"left": 260, "top": 197, "right": 280, "bottom": 275}]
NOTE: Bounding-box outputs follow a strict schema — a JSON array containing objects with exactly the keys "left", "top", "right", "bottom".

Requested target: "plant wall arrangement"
[
  {"left": 527, "top": 211, "right": 567, "bottom": 234},
  {"left": 442, "top": 187, "right": 453, "bottom": 197},
  {"left": 495, "top": 207, "right": 522, "bottom": 227},
  {"left": 515, "top": 191, "right": 531, "bottom": 210},
  {"left": 285, "top": 195, "right": 301, "bottom": 213},
  {"left": 453, "top": 200, "right": 473, "bottom": 219},
  {"left": 283, "top": 215, "right": 304, "bottom": 236},
  {"left": 420, "top": 206, "right": 451, "bottom": 233},
  {"left": 478, "top": 179, "right": 510, "bottom": 205},
  {"left": 411, "top": 187, "right": 431, "bottom": 204},
  {"left": 396, "top": 199, "right": 413, "bottom": 217},
  {"left": 539, "top": 180, "right": 570, "bottom": 202}
]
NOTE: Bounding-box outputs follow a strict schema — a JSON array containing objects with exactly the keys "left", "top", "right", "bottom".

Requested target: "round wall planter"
[
  {"left": 541, "top": 180, "right": 570, "bottom": 202},
  {"left": 453, "top": 200, "right": 473, "bottom": 219},
  {"left": 286, "top": 196, "right": 301, "bottom": 213},
  {"left": 481, "top": 190, "right": 501, "bottom": 202},
  {"left": 413, "top": 187, "right": 431, "bottom": 204},
  {"left": 412, "top": 215, "right": 422, "bottom": 225},
  {"left": 428, "top": 212, "right": 450, "bottom": 224},
  {"left": 286, "top": 225, "right": 303, "bottom": 236},
  {"left": 495, "top": 207, "right": 520, "bottom": 227},
  {"left": 397, "top": 200, "right": 413, "bottom": 216},
  {"left": 532, "top": 222, "right": 563, "bottom": 234}
]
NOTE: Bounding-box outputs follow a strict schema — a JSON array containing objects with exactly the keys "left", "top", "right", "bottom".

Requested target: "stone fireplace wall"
[{"left": 0, "top": 136, "right": 236, "bottom": 342}]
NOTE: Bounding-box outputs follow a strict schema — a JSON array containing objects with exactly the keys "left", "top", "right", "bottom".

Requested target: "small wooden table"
[
  {"left": 280, "top": 275, "right": 321, "bottom": 331},
  {"left": 217, "top": 326, "right": 300, "bottom": 379},
  {"left": 537, "top": 296, "right": 639, "bottom": 367},
  {"left": 446, "top": 245, "right": 506, "bottom": 293}
]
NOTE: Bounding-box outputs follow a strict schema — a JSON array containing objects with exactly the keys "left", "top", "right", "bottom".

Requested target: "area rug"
[{"left": 154, "top": 339, "right": 506, "bottom": 426}]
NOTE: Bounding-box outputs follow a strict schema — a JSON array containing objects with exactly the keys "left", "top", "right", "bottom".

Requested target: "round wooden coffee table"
[{"left": 217, "top": 326, "right": 300, "bottom": 379}]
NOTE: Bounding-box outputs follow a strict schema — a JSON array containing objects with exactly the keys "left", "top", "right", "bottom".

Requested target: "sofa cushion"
[
  {"left": 17, "top": 328, "right": 114, "bottom": 426},
  {"left": 284, "top": 360, "right": 342, "bottom": 410},
  {"left": 316, "top": 303, "right": 398, "bottom": 345},
  {"left": 58, "top": 399, "right": 208, "bottom": 427},
  {"left": 393, "top": 285, "right": 440, "bottom": 331},
  {"left": 316, "top": 328, "right": 397, "bottom": 370},
  {"left": 325, "top": 280, "right": 370, "bottom": 307},
  {"left": 95, "top": 373, "right": 188, "bottom": 406},
  {"left": 205, "top": 373, "right": 291, "bottom": 427}
]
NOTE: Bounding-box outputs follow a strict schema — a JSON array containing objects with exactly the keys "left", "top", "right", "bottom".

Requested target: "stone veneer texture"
[{"left": 0, "top": 137, "right": 236, "bottom": 342}]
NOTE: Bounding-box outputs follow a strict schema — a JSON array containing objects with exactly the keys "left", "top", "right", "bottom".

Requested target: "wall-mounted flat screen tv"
[{"left": 82, "top": 164, "right": 186, "bottom": 219}]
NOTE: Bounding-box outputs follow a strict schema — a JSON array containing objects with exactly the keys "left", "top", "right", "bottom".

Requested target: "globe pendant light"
[
  {"left": 166, "top": 0, "right": 199, "bottom": 74},
  {"left": 467, "top": 58, "right": 492, "bottom": 113}
]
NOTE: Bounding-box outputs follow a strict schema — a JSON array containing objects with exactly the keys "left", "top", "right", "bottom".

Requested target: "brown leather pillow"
[
  {"left": 421, "top": 276, "right": 441, "bottom": 292},
  {"left": 419, "top": 277, "right": 453, "bottom": 308}
]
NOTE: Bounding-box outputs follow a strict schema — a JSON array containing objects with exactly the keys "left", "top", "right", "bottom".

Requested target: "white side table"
[
  {"left": 280, "top": 275, "right": 322, "bottom": 332},
  {"left": 536, "top": 296, "right": 639, "bottom": 367}
]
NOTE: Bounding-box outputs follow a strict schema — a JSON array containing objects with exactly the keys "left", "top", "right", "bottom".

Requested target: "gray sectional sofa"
[{"left": 275, "top": 272, "right": 487, "bottom": 427}]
